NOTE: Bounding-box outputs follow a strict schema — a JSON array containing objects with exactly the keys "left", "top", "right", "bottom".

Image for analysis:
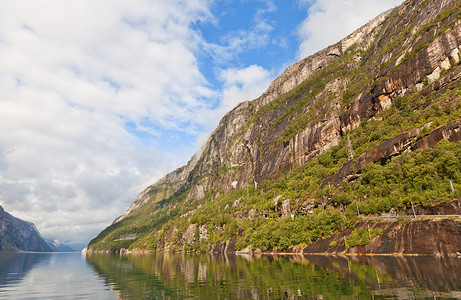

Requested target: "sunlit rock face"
[
  {"left": 123, "top": 0, "right": 461, "bottom": 207},
  {"left": 0, "top": 205, "right": 55, "bottom": 252},
  {"left": 92, "top": 0, "right": 461, "bottom": 254}
]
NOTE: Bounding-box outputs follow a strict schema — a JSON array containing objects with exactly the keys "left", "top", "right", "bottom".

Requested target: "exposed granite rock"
[
  {"left": 232, "top": 198, "right": 241, "bottom": 209},
  {"left": 303, "top": 218, "right": 461, "bottom": 255},
  {"left": 183, "top": 224, "right": 198, "bottom": 246},
  {"left": 289, "top": 112, "right": 342, "bottom": 167},
  {"left": 248, "top": 209, "right": 257, "bottom": 220},
  {"left": 208, "top": 237, "right": 238, "bottom": 253},
  {"left": 368, "top": 218, "right": 461, "bottom": 255},
  {"left": 413, "top": 119, "right": 461, "bottom": 149},
  {"left": 186, "top": 181, "right": 207, "bottom": 202},
  {"left": 272, "top": 195, "right": 282, "bottom": 207},
  {"left": 404, "top": 198, "right": 461, "bottom": 216},
  {"left": 281, "top": 199, "right": 291, "bottom": 219},
  {"left": 257, "top": 10, "right": 391, "bottom": 107},
  {"left": 341, "top": 5, "right": 461, "bottom": 132},
  {"left": 199, "top": 224, "right": 208, "bottom": 241},
  {"left": 303, "top": 199, "right": 461, "bottom": 255},
  {"left": 322, "top": 120, "right": 461, "bottom": 187}
]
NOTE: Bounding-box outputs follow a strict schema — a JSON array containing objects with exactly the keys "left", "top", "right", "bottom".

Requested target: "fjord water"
[
  {"left": 1, "top": 253, "right": 460, "bottom": 299},
  {"left": 0, "top": 252, "right": 115, "bottom": 299}
]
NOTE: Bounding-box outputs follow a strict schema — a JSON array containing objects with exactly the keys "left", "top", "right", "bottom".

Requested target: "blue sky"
[
  {"left": 0, "top": 0, "right": 402, "bottom": 247},
  {"left": 198, "top": 1, "right": 305, "bottom": 80}
]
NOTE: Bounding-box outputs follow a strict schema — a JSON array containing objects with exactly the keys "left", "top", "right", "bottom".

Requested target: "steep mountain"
[
  {"left": 87, "top": 0, "right": 461, "bottom": 254},
  {"left": 0, "top": 205, "right": 55, "bottom": 252}
]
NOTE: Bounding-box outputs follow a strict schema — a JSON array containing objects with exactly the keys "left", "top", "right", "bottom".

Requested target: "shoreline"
[
  {"left": 81, "top": 248, "right": 461, "bottom": 257},
  {"left": 83, "top": 213, "right": 461, "bottom": 257}
]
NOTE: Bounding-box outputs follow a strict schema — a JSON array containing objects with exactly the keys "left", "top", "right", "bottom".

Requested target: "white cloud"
[
  {"left": 219, "top": 65, "right": 272, "bottom": 112},
  {"left": 297, "top": 0, "right": 403, "bottom": 58},
  {"left": 0, "top": 0, "right": 215, "bottom": 245},
  {"left": 204, "top": 0, "right": 276, "bottom": 63}
]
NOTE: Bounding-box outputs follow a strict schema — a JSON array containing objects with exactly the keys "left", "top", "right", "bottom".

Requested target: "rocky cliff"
[
  {"left": 115, "top": 6, "right": 394, "bottom": 220},
  {"left": 302, "top": 199, "right": 461, "bottom": 255},
  {"left": 0, "top": 205, "right": 55, "bottom": 252},
  {"left": 88, "top": 0, "right": 461, "bottom": 254}
]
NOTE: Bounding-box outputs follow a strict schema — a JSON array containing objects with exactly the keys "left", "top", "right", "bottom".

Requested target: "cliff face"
[
  {"left": 116, "top": 7, "right": 394, "bottom": 220},
  {"left": 119, "top": 0, "right": 461, "bottom": 212},
  {"left": 0, "top": 205, "right": 54, "bottom": 252},
  {"left": 89, "top": 0, "right": 461, "bottom": 254},
  {"left": 303, "top": 199, "right": 461, "bottom": 255}
]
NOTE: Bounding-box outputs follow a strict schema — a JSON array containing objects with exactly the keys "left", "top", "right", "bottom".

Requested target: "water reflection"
[
  {"left": 0, "top": 253, "right": 115, "bottom": 299},
  {"left": 84, "top": 253, "right": 461, "bottom": 299},
  {"left": 0, "top": 253, "right": 49, "bottom": 289}
]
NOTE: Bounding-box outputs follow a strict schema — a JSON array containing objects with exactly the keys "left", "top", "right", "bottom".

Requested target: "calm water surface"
[
  {"left": 0, "top": 252, "right": 460, "bottom": 299},
  {"left": 0, "top": 252, "right": 114, "bottom": 299}
]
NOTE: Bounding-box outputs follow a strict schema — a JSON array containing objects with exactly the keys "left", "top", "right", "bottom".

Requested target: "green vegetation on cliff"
[
  {"left": 88, "top": 0, "right": 461, "bottom": 253},
  {"left": 89, "top": 132, "right": 461, "bottom": 252}
]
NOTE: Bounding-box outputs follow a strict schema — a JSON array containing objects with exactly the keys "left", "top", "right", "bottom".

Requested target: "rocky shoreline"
[{"left": 83, "top": 216, "right": 461, "bottom": 257}]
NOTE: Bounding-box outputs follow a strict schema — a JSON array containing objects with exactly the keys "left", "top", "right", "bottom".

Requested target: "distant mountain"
[
  {"left": 56, "top": 244, "right": 75, "bottom": 252},
  {"left": 0, "top": 205, "right": 55, "bottom": 252},
  {"left": 68, "top": 243, "right": 87, "bottom": 252},
  {"left": 44, "top": 239, "right": 76, "bottom": 252}
]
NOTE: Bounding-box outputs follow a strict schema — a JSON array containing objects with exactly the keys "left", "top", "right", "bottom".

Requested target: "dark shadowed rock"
[{"left": 0, "top": 206, "right": 55, "bottom": 252}]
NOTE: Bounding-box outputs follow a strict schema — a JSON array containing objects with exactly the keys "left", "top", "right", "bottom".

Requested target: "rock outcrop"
[
  {"left": 304, "top": 218, "right": 461, "bottom": 255},
  {"left": 304, "top": 199, "right": 461, "bottom": 255},
  {"left": 322, "top": 120, "right": 461, "bottom": 187}
]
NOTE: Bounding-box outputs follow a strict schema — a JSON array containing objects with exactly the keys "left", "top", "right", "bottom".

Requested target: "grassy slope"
[{"left": 88, "top": 2, "right": 461, "bottom": 252}]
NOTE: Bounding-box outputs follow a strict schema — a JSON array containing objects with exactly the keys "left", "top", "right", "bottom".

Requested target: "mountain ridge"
[
  {"left": 87, "top": 0, "right": 461, "bottom": 254},
  {"left": 114, "top": 7, "right": 394, "bottom": 222}
]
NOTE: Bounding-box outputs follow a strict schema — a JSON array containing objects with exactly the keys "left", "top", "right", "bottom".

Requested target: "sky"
[{"left": 0, "top": 0, "right": 402, "bottom": 249}]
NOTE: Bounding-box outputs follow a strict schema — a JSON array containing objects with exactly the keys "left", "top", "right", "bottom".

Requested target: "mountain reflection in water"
[
  {"left": 84, "top": 253, "right": 461, "bottom": 299},
  {"left": 0, "top": 253, "right": 48, "bottom": 289}
]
